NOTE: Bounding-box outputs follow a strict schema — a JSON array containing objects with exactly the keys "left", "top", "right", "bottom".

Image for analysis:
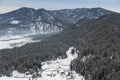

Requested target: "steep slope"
[{"left": 70, "top": 14, "right": 120, "bottom": 80}]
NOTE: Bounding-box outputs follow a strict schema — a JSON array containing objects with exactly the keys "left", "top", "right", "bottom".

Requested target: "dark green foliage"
[
  {"left": 70, "top": 14, "right": 120, "bottom": 80},
  {"left": 0, "top": 41, "right": 68, "bottom": 76},
  {"left": 71, "top": 56, "right": 120, "bottom": 80}
]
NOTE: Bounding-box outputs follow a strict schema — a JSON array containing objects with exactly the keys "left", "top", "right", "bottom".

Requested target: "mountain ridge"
[{"left": 0, "top": 7, "right": 117, "bottom": 33}]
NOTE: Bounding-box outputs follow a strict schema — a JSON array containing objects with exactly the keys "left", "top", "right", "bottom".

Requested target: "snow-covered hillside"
[
  {"left": 30, "top": 22, "right": 62, "bottom": 34},
  {"left": 0, "top": 47, "right": 85, "bottom": 80}
]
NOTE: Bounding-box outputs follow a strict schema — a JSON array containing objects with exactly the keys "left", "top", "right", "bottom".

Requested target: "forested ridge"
[{"left": 70, "top": 14, "right": 120, "bottom": 80}]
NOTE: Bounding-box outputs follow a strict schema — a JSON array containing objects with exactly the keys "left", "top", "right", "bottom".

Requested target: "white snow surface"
[{"left": 0, "top": 47, "right": 85, "bottom": 80}]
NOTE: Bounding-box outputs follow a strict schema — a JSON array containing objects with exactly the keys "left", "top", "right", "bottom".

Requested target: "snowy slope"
[{"left": 0, "top": 47, "right": 85, "bottom": 80}]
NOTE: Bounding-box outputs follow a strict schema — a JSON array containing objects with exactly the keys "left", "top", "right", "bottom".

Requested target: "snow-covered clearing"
[{"left": 0, "top": 47, "right": 85, "bottom": 80}]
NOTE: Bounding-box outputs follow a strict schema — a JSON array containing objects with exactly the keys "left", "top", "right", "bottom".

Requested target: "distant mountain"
[
  {"left": 49, "top": 7, "right": 117, "bottom": 25},
  {"left": 0, "top": 7, "right": 117, "bottom": 34},
  {"left": 0, "top": 7, "right": 63, "bottom": 34}
]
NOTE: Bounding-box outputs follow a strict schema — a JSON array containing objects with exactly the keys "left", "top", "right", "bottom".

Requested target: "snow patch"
[{"left": 10, "top": 20, "right": 20, "bottom": 24}]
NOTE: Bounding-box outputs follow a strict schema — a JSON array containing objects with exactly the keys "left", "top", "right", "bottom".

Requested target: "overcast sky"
[{"left": 0, "top": 0, "right": 120, "bottom": 14}]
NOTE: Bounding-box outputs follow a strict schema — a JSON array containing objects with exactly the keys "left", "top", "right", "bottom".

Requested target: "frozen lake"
[{"left": 0, "top": 28, "right": 57, "bottom": 49}]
